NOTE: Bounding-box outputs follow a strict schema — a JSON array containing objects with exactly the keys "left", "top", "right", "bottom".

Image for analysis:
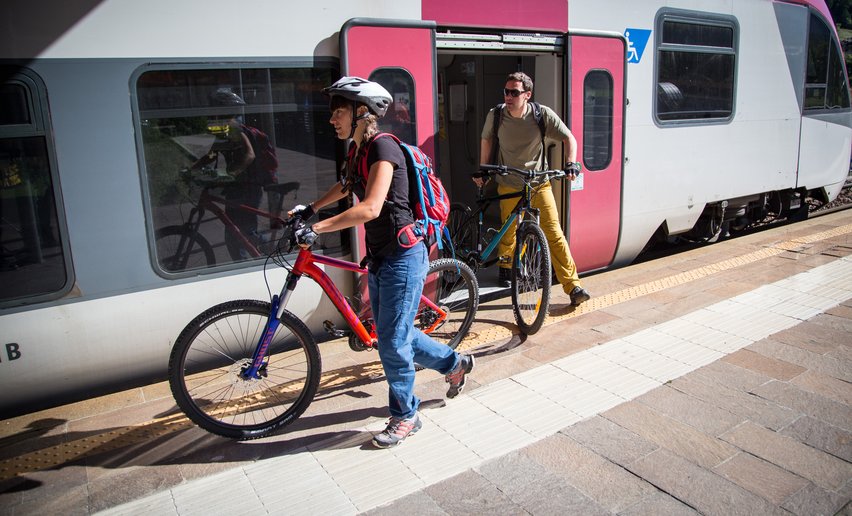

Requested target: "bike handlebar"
[{"left": 474, "top": 163, "right": 577, "bottom": 182}]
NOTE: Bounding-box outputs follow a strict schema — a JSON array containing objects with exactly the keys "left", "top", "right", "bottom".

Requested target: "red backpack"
[
  {"left": 241, "top": 124, "right": 278, "bottom": 185},
  {"left": 358, "top": 133, "right": 451, "bottom": 250}
]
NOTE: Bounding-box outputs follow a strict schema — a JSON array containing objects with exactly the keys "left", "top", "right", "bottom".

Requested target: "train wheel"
[{"left": 168, "top": 300, "right": 321, "bottom": 440}]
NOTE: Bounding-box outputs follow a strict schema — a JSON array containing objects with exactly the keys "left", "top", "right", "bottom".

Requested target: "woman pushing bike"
[{"left": 289, "top": 77, "right": 474, "bottom": 448}]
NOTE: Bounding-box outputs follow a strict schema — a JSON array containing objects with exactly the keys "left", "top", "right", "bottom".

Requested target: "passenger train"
[{"left": 1, "top": 0, "right": 849, "bottom": 415}]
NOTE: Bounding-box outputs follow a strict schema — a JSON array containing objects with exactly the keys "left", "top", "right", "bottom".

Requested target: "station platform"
[{"left": 1, "top": 210, "right": 851, "bottom": 515}]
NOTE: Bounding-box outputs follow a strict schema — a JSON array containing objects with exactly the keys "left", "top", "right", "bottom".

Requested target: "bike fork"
[{"left": 242, "top": 272, "right": 300, "bottom": 380}]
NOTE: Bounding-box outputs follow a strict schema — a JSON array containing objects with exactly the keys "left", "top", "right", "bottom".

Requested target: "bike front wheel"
[
  {"left": 417, "top": 258, "right": 479, "bottom": 349},
  {"left": 168, "top": 300, "right": 321, "bottom": 440},
  {"left": 511, "top": 223, "right": 551, "bottom": 335},
  {"left": 155, "top": 225, "right": 216, "bottom": 272}
]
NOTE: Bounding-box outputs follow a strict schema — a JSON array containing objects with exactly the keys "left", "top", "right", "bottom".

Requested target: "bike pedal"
[{"left": 323, "top": 320, "right": 348, "bottom": 338}]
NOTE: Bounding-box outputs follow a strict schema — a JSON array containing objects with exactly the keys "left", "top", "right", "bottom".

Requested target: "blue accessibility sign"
[{"left": 624, "top": 28, "right": 652, "bottom": 64}]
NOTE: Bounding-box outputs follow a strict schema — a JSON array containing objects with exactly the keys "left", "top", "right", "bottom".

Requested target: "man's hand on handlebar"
[
  {"left": 564, "top": 161, "right": 581, "bottom": 180},
  {"left": 288, "top": 204, "right": 316, "bottom": 221}
]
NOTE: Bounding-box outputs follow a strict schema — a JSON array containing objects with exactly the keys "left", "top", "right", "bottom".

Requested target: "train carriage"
[{"left": 0, "top": 0, "right": 849, "bottom": 415}]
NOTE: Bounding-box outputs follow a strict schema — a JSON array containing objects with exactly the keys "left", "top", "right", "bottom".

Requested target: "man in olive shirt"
[{"left": 476, "top": 72, "right": 590, "bottom": 306}]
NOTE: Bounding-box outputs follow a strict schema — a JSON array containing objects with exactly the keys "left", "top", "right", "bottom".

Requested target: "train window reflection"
[
  {"left": 655, "top": 13, "right": 737, "bottom": 124},
  {"left": 135, "top": 65, "right": 342, "bottom": 276},
  {"left": 370, "top": 68, "right": 417, "bottom": 145},
  {"left": 0, "top": 69, "right": 71, "bottom": 308},
  {"left": 804, "top": 12, "right": 851, "bottom": 111},
  {"left": 583, "top": 71, "right": 613, "bottom": 171}
]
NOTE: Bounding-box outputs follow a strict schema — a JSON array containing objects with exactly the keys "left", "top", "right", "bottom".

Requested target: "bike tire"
[
  {"left": 417, "top": 258, "right": 479, "bottom": 349},
  {"left": 155, "top": 225, "right": 216, "bottom": 272},
  {"left": 169, "top": 299, "right": 322, "bottom": 440},
  {"left": 511, "top": 223, "right": 551, "bottom": 335},
  {"left": 444, "top": 203, "right": 475, "bottom": 261}
]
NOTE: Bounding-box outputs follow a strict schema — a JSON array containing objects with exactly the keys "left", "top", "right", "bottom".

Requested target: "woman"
[{"left": 290, "top": 77, "right": 474, "bottom": 448}]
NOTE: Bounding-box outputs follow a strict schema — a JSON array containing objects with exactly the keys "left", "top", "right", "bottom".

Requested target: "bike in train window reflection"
[
  {"left": 135, "top": 65, "right": 340, "bottom": 274},
  {"left": 0, "top": 71, "right": 71, "bottom": 308}
]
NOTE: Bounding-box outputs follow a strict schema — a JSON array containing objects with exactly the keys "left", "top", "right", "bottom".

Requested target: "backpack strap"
[{"left": 489, "top": 102, "right": 547, "bottom": 167}]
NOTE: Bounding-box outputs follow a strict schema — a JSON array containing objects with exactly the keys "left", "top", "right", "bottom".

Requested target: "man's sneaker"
[
  {"left": 498, "top": 267, "right": 511, "bottom": 288},
  {"left": 445, "top": 354, "right": 475, "bottom": 398},
  {"left": 372, "top": 413, "right": 422, "bottom": 448},
  {"left": 569, "top": 286, "right": 591, "bottom": 306}
]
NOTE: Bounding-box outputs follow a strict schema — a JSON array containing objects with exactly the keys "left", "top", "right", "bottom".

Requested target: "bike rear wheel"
[
  {"left": 417, "top": 258, "right": 479, "bottom": 349},
  {"left": 169, "top": 299, "right": 321, "bottom": 440},
  {"left": 511, "top": 223, "right": 551, "bottom": 335}
]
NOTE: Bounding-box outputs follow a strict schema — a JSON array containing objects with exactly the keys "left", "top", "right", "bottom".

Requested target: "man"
[{"left": 477, "top": 72, "right": 590, "bottom": 306}]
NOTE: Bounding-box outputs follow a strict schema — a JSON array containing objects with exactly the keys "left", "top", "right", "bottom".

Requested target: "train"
[{"left": 1, "top": 0, "right": 849, "bottom": 416}]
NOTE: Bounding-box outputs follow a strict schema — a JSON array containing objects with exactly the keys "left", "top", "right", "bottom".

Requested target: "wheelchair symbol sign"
[{"left": 624, "top": 28, "right": 651, "bottom": 64}]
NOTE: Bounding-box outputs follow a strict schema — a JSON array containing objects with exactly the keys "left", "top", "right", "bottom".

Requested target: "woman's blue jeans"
[{"left": 368, "top": 242, "right": 460, "bottom": 419}]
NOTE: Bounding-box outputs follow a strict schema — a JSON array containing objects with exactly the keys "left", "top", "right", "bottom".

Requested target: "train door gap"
[{"left": 436, "top": 50, "right": 562, "bottom": 232}]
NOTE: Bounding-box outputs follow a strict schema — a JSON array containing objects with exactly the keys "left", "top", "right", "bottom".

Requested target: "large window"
[
  {"left": 0, "top": 68, "right": 71, "bottom": 308},
  {"left": 804, "top": 12, "right": 851, "bottom": 111},
  {"left": 583, "top": 71, "right": 614, "bottom": 171},
  {"left": 135, "top": 64, "right": 342, "bottom": 275},
  {"left": 655, "top": 12, "right": 737, "bottom": 123}
]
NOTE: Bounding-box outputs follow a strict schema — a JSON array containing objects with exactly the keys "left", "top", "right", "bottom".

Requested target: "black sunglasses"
[{"left": 503, "top": 88, "right": 526, "bottom": 98}]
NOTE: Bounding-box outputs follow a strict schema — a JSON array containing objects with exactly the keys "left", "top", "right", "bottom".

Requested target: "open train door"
[
  {"left": 565, "top": 33, "right": 626, "bottom": 271},
  {"left": 340, "top": 18, "right": 439, "bottom": 307},
  {"left": 341, "top": 18, "right": 438, "bottom": 154}
]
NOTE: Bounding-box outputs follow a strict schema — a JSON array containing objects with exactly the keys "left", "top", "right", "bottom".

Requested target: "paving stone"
[
  {"left": 477, "top": 452, "right": 610, "bottom": 515},
  {"left": 748, "top": 339, "right": 852, "bottom": 382},
  {"left": 602, "top": 401, "right": 739, "bottom": 469},
  {"left": 722, "top": 349, "right": 806, "bottom": 381},
  {"left": 750, "top": 380, "right": 852, "bottom": 432},
  {"left": 618, "top": 489, "right": 700, "bottom": 516},
  {"left": 690, "top": 360, "right": 774, "bottom": 392},
  {"left": 559, "top": 415, "right": 659, "bottom": 467},
  {"left": 669, "top": 374, "right": 798, "bottom": 431},
  {"left": 810, "top": 312, "right": 852, "bottom": 333},
  {"left": 521, "top": 433, "right": 656, "bottom": 513},
  {"left": 712, "top": 451, "right": 809, "bottom": 505},
  {"left": 770, "top": 323, "right": 849, "bottom": 356},
  {"left": 87, "top": 464, "right": 185, "bottom": 513},
  {"left": 781, "top": 482, "right": 849, "bottom": 516},
  {"left": 627, "top": 448, "right": 785, "bottom": 516},
  {"left": 12, "top": 483, "right": 89, "bottom": 516},
  {"left": 780, "top": 415, "right": 852, "bottom": 462},
  {"left": 789, "top": 369, "right": 852, "bottom": 406},
  {"left": 635, "top": 385, "right": 745, "bottom": 436},
  {"left": 721, "top": 421, "right": 852, "bottom": 491},
  {"left": 362, "top": 490, "right": 447, "bottom": 516},
  {"left": 423, "top": 469, "right": 525, "bottom": 515}
]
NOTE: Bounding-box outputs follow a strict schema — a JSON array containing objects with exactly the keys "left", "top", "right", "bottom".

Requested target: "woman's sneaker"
[
  {"left": 372, "top": 413, "right": 422, "bottom": 448},
  {"left": 445, "top": 354, "right": 475, "bottom": 398}
]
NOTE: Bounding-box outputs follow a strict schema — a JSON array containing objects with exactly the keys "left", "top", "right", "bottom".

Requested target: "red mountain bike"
[{"left": 168, "top": 216, "right": 479, "bottom": 440}]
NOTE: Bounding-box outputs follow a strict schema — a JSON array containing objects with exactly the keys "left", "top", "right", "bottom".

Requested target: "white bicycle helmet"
[{"left": 322, "top": 76, "right": 392, "bottom": 117}]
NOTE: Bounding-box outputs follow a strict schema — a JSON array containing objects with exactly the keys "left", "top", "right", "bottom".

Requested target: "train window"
[
  {"left": 804, "top": 12, "right": 851, "bottom": 111},
  {"left": 654, "top": 12, "right": 737, "bottom": 124},
  {"left": 582, "top": 71, "right": 613, "bottom": 171},
  {"left": 0, "top": 68, "right": 72, "bottom": 308},
  {"left": 370, "top": 68, "right": 417, "bottom": 145},
  {"left": 134, "top": 64, "right": 342, "bottom": 275}
]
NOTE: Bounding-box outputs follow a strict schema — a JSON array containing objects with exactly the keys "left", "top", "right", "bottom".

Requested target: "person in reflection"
[
  {"left": 289, "top": 77, "right": 474, "bottom": 449},
  {"left": 191, "top": 88, "right": 277, "bottom": 261},
  {"left": 476, "top": 72, "right": 590, "bottom": 306}
]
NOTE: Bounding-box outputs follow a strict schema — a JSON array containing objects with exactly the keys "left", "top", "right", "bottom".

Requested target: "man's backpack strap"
[{"left": 489, "top": 102, "right": 546, "bottom": 165}]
